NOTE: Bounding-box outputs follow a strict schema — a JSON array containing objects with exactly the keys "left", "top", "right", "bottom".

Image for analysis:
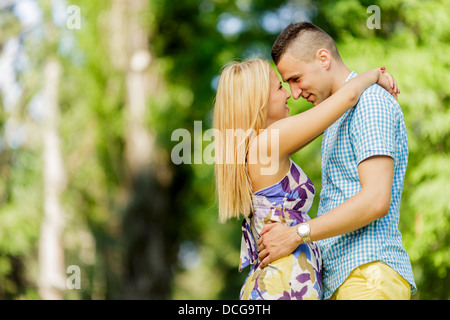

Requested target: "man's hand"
[{"left": 257, "top": 222, "right": 303, "bottom": 268}]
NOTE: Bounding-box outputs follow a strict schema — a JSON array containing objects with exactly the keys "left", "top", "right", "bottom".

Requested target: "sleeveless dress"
[{"left": 239, "top": 158, "right": 323, "bottom": 300}]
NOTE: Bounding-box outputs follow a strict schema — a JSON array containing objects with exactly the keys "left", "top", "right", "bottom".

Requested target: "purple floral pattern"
[{"left": 239, "top": 159, "right": 322, "bottom": 300}]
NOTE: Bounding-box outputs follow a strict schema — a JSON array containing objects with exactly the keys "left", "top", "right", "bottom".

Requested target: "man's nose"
[{"left": 290, "top": 86, "right": 302, "bottom": 100}]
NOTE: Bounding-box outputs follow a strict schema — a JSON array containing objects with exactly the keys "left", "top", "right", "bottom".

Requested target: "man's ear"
[{"left": 316, "top": 48, "right": 331, "bottom": 70}]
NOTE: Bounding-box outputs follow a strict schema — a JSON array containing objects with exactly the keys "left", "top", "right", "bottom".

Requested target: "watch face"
[{"left": 298, "top": 225, "right": 309, "bottom": 234}]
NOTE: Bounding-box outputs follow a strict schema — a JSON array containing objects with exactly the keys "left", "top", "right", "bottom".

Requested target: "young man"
[{"left": 257, "top": 22, "right": 417, "bottom": 299}]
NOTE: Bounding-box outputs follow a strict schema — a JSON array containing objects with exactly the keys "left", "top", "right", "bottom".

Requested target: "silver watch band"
[{"left": 297, "top": 223, "right": 312, "bottom": 245}]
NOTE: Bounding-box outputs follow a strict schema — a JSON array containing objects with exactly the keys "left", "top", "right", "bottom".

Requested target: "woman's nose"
[{"left": 285, "top": 89, "right": 291, "bottom": 100}]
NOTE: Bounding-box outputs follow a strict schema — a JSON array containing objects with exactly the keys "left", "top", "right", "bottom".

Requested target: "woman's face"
[{"left": 266, "top": 68, "right": 291, "bottom": 127}]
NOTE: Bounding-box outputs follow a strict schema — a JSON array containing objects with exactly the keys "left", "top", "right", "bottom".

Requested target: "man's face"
[{"left": 276, "top": 52, "right": 332, "bottom": 106}]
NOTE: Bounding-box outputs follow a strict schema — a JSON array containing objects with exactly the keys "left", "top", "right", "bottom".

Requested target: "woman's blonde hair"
[{"left": 213, "top": 58, "right": 271, "bottom": 223}]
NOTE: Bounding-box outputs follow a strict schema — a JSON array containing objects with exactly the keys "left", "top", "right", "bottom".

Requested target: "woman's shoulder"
[{"left": 247, "top": 149, "right": 291, "bottom": 193}]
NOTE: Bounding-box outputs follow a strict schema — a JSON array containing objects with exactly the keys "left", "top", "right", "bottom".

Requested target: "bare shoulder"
[{"left": 247, "top": 136, "right": 290, "bottom": 192}]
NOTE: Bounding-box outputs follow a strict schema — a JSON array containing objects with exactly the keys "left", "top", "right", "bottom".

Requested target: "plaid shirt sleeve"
[{"left": 350, "top": 92, "right": 398, "bottom": 164}]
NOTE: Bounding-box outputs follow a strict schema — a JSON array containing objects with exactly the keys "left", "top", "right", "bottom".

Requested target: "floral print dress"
[{"left": 239, "top": 158, "right": 323, "bottom": 300}]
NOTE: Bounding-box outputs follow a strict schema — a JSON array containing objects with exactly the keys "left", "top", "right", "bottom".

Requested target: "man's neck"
[{"left": 330, "top": 63, "right": 352, "bottom": 95}]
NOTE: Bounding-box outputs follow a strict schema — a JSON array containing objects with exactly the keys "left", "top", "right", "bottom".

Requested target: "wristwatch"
[{"left": 297, "top": 223, "right": 312, "bottom": 245}]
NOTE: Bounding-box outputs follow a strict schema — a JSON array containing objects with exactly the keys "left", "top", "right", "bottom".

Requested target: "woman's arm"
[{"left": 261, "top": 68, "right": 391, "bottom": 158}]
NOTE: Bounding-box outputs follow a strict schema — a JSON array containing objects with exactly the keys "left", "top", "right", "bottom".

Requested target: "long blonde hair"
[{"left": 213, "top": 58, "right": 270, "bottom": 223}]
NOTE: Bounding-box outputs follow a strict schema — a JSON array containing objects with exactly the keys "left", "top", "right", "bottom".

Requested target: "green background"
[{"left": 0, "top": 0, "right": 448, "bottom": 300}]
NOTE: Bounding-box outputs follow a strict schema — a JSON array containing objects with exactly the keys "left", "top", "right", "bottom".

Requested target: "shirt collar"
[{"left": 344, "top": 71, "right": 358, "bottom": 83}]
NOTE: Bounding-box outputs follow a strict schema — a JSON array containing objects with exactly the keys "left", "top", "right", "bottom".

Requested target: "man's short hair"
[{"left": 271, "top": 22, "right": 341, "bottom": 64}]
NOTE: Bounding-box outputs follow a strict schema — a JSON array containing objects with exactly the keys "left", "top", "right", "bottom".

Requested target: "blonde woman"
[{"left": 213, "top": 58, "right": 397, "bottom": 300}]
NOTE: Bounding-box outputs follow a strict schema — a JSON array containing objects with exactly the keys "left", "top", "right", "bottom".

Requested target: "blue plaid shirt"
[{"left": 317, "top": 71, "right": 417, "bottom": 299}]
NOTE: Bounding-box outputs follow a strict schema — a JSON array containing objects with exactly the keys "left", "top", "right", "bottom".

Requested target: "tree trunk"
[
  {"left": 108, "top": 0, "right": 172, "bottom": 299},
  {"left": 38, "top": 57, "right": 67, "bottom": 300}
]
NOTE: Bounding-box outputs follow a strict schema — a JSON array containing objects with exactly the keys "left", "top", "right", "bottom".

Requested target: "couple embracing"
[{"left": 213, "top": 22, "right": 417, "bottom": 300}]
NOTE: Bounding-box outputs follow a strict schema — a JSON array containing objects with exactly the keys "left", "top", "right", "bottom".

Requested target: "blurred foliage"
[{"left": 0, "top": 0, "right": 448, "bottom": 300}]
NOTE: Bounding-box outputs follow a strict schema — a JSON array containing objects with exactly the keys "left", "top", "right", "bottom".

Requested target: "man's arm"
[{"left": 257, "top": 155, "right": 394, "bottom": 268}]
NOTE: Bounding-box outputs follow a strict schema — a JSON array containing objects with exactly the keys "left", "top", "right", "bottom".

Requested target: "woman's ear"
[{"left": 316, "top": 48, "right": 331, "bottom": 70}]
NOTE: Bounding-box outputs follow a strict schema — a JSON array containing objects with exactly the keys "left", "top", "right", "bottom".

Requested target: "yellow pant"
[{"left": 329, "top": 261, "right": 411, "bottom": 300}]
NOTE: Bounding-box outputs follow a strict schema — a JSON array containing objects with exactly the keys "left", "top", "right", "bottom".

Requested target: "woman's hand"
[{"left": 377, "top": 67, "right": 400, "bottom": 100}]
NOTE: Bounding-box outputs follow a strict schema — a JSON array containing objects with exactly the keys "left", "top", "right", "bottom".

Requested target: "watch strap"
[{"left": 297, "top": 223, "right": 312, "bottom": 245}]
